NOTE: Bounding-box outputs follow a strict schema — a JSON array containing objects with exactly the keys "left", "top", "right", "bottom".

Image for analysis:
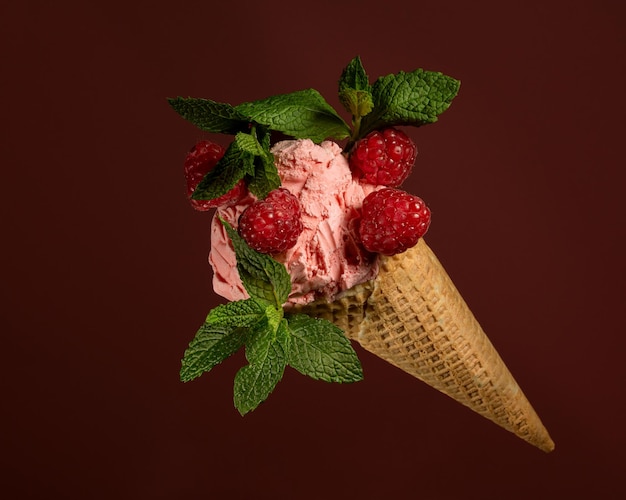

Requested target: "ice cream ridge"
[{"left": 170, "top": 56, "right": 554, "bottom": 452}]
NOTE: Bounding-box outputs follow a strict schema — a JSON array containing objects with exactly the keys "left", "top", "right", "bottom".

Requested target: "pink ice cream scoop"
[{"left": 209, "top": 139, "right": 382, "bottom": 306}]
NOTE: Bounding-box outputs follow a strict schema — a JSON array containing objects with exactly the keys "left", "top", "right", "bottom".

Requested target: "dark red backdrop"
[{"left": 2, "top": 1, "right": 625, "bottom": 498}]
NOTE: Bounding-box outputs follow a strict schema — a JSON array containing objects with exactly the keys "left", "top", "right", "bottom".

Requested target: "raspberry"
[
  {"left": 184, "top": 140, "right": 245, "bottom": 211},
  {"left": 358, "top": 188, "right": 431, "bottom": 256},
  {"left": 238, "top": 188, "right": 304, "bottom": 254},
  {"left": 349, "top": 128, "right": 417, "bottom": 187}
]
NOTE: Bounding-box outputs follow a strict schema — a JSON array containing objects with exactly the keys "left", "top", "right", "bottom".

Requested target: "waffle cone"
[{"left": 292, "top": 238, "right": 554, "bottom": 452}]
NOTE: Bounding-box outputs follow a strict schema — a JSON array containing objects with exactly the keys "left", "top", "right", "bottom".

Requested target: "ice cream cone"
[{"left": 291, "top": 238, "right": 555, "bottom": 452}]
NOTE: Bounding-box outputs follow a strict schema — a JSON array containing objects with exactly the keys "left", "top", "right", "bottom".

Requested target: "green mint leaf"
[
  {"left": 263, "top": 304, "right": 284, "bottom": 335},
  {"left": 235, "top": 89, "right": 351, "bottom": 143},
  {"left": 339, "top": 56, "right": 371, "bottom": 95},
  {"left": 192, "top": 135, "right": 254, "bottom": 201},
  {"left": 276, "top": 317, "right": 291, "bottom": 356},
  {"left": 338, "top": 56, "right": 374, "bottom": 118},
  {"left": 360, "top": 69, "right": 460, "bottom": 137},
  {"left": 253, "top": 128, "right": 282, "bottom": 198},
  {"left": 167, "top": 97, "right": 250, "bottom": 134},
  {"left": 205, "top": 299, "right": 266, "bottom": 328},
  {"left": 180, "top": 324, "right": 246, "bottom": 382},
  {"left": 257, "top": 125, "right": 272, "bottom": 153},
  {"left": 233, "top": 319, "right": 287, "bottom": 415},
  {"left": 248, "top": 152, "right": 281, "bottom": 199},
  {"left": 233, "top": 130, "right": 265, "bottom": 156},
  {"left": 220, "top": 219, "right": 291, "bottom": 307},
  {"left": 234, "top": 126, "right": 281, "bottom": 199},
  {"left": 286, "top": 314, "right": 363, "bottom": 383}
]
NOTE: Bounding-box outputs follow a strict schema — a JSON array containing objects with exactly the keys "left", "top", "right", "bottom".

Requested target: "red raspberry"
[
  {"left": 349, "top": 128, "right": 417, "bottom": 187},
  {"left": 184, "top": 140, "right": 246, "bottom": 211},
  {"left": 238, "top": 188, "right": 304, "bottom": 254},
  {"left": 358, "top": 188, "right": 431, "bottom": 256}
]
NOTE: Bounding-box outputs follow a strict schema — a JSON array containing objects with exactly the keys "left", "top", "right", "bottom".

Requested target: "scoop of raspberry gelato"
[{"left": 209, "top": 139, "right": 382, "bottom": 305}]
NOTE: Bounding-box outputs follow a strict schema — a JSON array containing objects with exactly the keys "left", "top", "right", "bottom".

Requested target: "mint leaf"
[
  {"left": 192, "top": 135, "right": 255, "bottom": 201},
  {"left": 205, "top": 299, "right": 266, "bottom": 328},
  {"left": 360, "top": 69, "right": 460, "bottom": 137},
  {"left": 248, "top": 152, "right": 281, "bottom": 199},
  {"left": 250, "top": 127, "right": 281, "bottom": 198},
  {"left": 220, "top": 220, "right": 291, "bottom": 307},
  {"left": 263, "top": 304, "right": 284, "bottom": 335},
  {"left": 233, "top": 129, "right": 266, "bottom": 157},
  {"left": 233, "top": 319, "right": 287, "bottom": 415},
  {"left": 168, "top": 97, "right": 249, "bottom": 134},
  {"left": 236, "top": 89, "right": 351, "bottom": 143},
  {"left": 339, "top": 56, "right": 371, "bottom": 96},
  {"left": 180, "top": 324, "right": 246, "bottom": 382},
  {"left": 275, "top": 318, "right": 291, "bottom": 356},
  {"left": 286, "top": 314, "right": 363, "bottom": 383},
  {"left": 235, "top": 126, "right": 281, "bottom": 199},
  {"left": 338, "top": 56, "right": 374, "bottom": 118}
]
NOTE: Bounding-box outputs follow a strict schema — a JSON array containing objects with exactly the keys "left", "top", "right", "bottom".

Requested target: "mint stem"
[
  {"left": 352, "top": 115, "right": 362, "bottom": 140},
  {"left": 345, "top": 114, "right": 362, "bottom": 153}
]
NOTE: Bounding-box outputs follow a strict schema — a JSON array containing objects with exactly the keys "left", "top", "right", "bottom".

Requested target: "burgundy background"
[{"left": 2, "top": 0, "right": 625, "bottom": 498}]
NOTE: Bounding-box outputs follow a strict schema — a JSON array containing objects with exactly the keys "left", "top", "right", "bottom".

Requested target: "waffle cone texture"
[{"left": 292, "top": 238, "right": 554, "bottom": 452}]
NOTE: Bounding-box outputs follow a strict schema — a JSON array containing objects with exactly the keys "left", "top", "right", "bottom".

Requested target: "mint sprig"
[
  {"left": 191, "top": 127, "right": 280, "bottom": 202},
  {"left": 246, "top": 126, "right": 281, "bottom": 200},
  {"left": 180, "top": 219, "right": 363, "bottom": 415},
  {"left": 168, "top": 90, "right": 350, "bottom": 144},
  {"left": 336, "top": 56, "right": 460, "bottom": 149},
  {"left": 359, "top": 69, "right": 460, "bottom": 137}
]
